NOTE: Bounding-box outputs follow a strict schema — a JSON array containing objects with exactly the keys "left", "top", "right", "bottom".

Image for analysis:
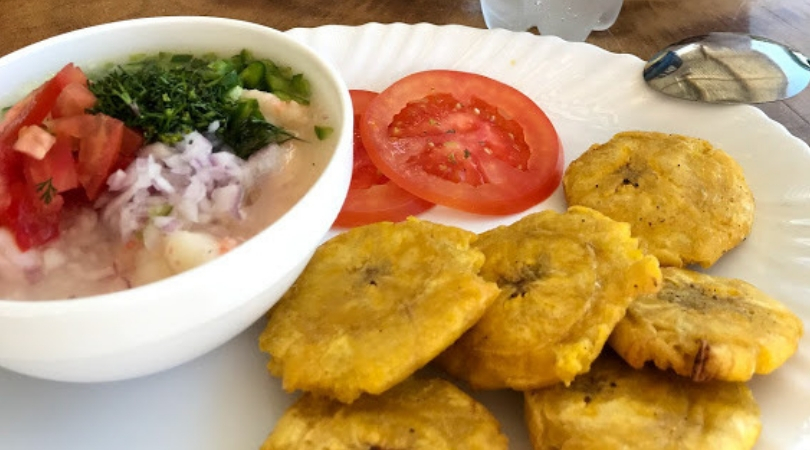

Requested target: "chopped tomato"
[
  {"left": 114, "top": 125, "right": 145, "bottom": 172},
  {"left": 0, "top": 143, "right": 23, "bottom": 215},
  {"left": 23, "top": 134, "right": 79, "bottom": 193},
  {"left": 52, "top": 82, "right": 97, "bottom": 118},
  {"left": 47, "top": 113, "right": 95, "bottom": 139},
  {"left": 0, "top": 62, "right": 141, "bottom": 250},
  {"left": 48, "top": 113, "right": 137, "bottom": 199},
  {"left": 1, "top": 134, "right": 63, "bottom": 250},
  {"left": 75, "top": 114, "right": 125, "bottom": 200},
  {"left": 360, "top": 70, "right": 563, "bottom": 215},
  {"left": 51, "top": 62, "right": 88, "bottom": 87},
  {"left": 334, "top": 90, "right": 433, "bottom": 227},
  {"left": 0, "top": 63, "right": 88, "bottom": 146},
  {"left": 0, "top": 63, "right": 87, "bottom": 229},
  {"left": 3, "top": 181, "right": 64, "bottom": 251}
]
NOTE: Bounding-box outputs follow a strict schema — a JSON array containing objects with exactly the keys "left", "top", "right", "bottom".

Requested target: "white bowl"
[{"left": 0, "top": 17, "right": 353, "bottom": 382}]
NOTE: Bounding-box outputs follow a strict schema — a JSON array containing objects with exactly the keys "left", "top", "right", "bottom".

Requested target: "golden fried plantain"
[
  {"left": 562, "top": 131, "right": 755, "bottom": 268},
  {"left": 261, "top": 377, "right": 509, "bottom": 450},
  {"left": 435, "top": 206, "right": 662, "bottom": 390},
  {"left": 524, "top": 351, "right": 762, "bottom": 450},
  {"left": 258, "top": 217, "right": 500, "bottom": 403},
  {"left": 609, "top": 267, "right": 804, "bottom": 382}
]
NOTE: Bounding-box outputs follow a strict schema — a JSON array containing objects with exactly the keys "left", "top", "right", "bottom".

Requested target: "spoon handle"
[{"left": 790, "top": 51, "right": 810, "bottom": 71}]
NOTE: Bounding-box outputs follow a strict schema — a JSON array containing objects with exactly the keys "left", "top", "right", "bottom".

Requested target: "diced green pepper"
[
  {"left": 314, "top": 125, "right": 334, "bottom": 140},
  {"left": 239, "top": 61, "right": 267, "bottom": 90}
]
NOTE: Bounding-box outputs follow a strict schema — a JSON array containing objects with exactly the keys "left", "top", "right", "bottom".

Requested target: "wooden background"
[{"left": 1, "top": 0, "right": 808, "bottom": 142}]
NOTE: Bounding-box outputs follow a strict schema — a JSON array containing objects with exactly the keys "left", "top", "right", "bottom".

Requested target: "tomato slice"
[
  {"left": 359, "top": 70, "right": 563, "bottom": 215},
  {"left": 334, "top": 90, "right": 433, "bottom": 227}
]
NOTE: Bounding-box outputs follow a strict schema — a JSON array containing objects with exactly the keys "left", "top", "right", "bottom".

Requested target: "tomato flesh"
[
  {"left": 23, "top": 134, "right": 79, "bottom": 193},
  {"left": 360, "top": 70, "right": 563, "bottom": 216},
  {"left": 48, "top": 113, "right": 130, "bottom": 200},
  {"left": 3, "top": 181, "right": 63, "bottom": 250},
  {"left": 333, "top": 90, "right": 433, "bottom": 228},
  {"left": 390, "top": 93, "right": 532, "bottom": 186},
  {"left": 115, "top": 125, "right": 145, "bottom": 172},
  {"left": 13, "top": 125, "right": 56, "bottom": 160},
  {"left": 52, "top": 82, "right": 98, "bottom": 118},
  {"left": 0, "top": 142, "right": 23, "bottom": 215},
  {"left": 76, "top": 114, "right": 125, "bottom": 201}
]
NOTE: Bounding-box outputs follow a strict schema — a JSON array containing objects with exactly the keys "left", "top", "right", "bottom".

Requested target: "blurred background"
[{"left": 1, "top": 0, "right": 807, "bottom": 141}]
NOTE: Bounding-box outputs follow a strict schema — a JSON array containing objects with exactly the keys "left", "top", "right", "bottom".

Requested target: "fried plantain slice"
[
  {"left": 524, "top": 351, "right": 762, "bottom": 450},
  {"left": 435, "top": 206, "right": 662, "bottom": 390},
  {"left": 609, "top": 267, "right": 804, "bottom": 382},
  {"left": 562, "top": 131, "right": 755, "bottom": 268},
  {"left": 261, "top": 377, "right": 509, "bottom": 450},
  {"left": 258, "top": 217, "right": 500, "bottom": 403}
]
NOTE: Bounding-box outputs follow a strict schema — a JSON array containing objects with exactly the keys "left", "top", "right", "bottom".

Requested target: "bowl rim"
[
  {"left": 0, "top": 16, "right": 353, "bottom": 310},
  {"left": 0, "top": 16, "right": 285, "bottom": 68}
]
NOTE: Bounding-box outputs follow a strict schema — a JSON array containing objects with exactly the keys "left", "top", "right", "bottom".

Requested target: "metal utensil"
[{"left": 643, "top": 32, "right": 810, "bottom": 104}]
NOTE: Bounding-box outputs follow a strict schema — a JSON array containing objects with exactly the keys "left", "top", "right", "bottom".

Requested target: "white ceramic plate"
[{"left": 1, "top": 23, "right": 808, "bottom": 450}]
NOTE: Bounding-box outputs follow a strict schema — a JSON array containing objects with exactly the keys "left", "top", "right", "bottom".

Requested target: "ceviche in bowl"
[{"left": 0, "top": 16, "right": 353, "bottom": 382}]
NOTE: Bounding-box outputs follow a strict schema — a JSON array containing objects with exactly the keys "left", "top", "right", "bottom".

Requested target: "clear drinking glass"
[{"left": 480, "top": 0, "right": 624, "bottom": 42}]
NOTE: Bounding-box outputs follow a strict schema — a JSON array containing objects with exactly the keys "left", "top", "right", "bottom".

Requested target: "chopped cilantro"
[
  {"left": 88, "top": 50, "right": 310, "bottom": 158},
  {"left": 35, "top": 178, "right": 57, "bottom": 205}
]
